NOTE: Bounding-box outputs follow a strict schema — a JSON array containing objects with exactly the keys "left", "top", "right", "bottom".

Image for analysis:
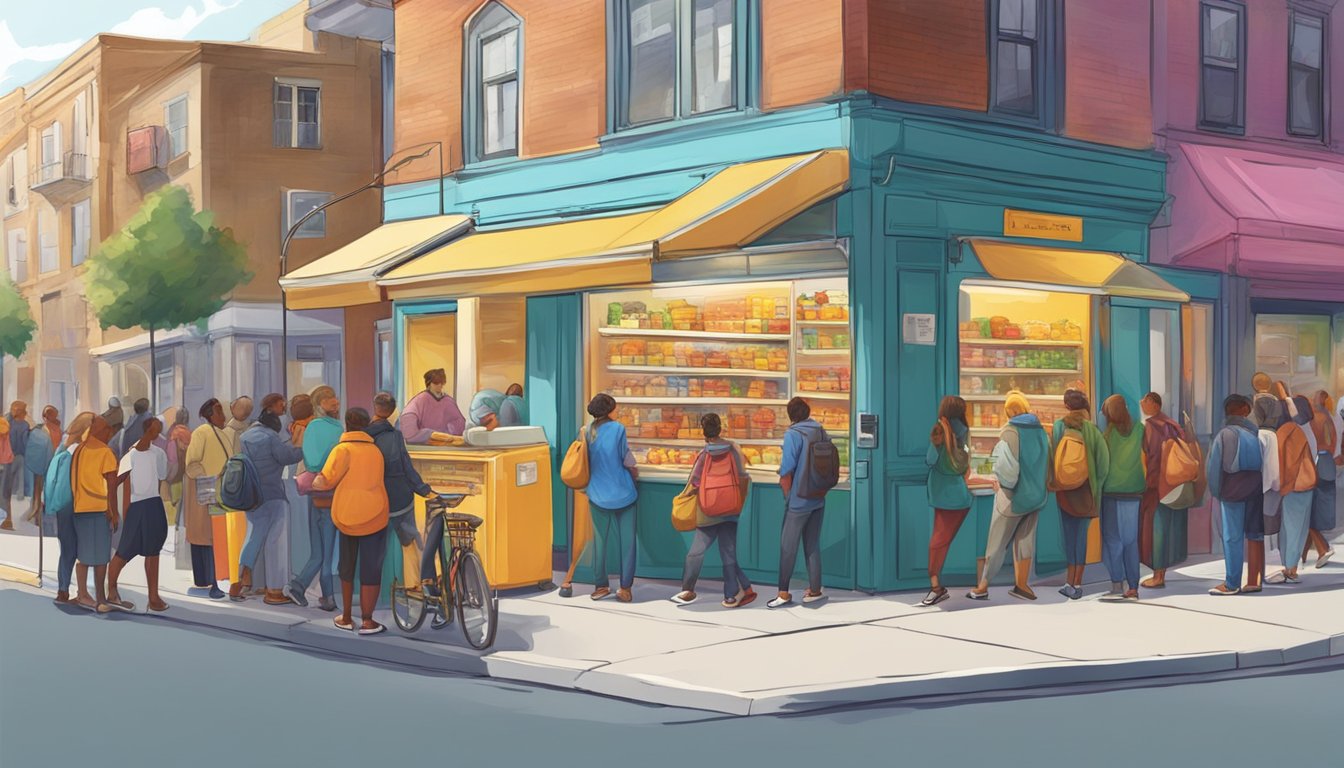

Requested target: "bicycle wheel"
[
  {"left": 433, "top": 536, "right": 453, "bottom": 626},
  {"left": 455, "top": 550, "right": 497, "bottom": 650},
  {"left": 390, "top": 578, "right": 425, "bottom": 632}
]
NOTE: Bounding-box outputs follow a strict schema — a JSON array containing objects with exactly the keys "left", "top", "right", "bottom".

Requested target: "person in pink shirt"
[{"left": 399, "top": 369, "right": 466, "bottom": 444}]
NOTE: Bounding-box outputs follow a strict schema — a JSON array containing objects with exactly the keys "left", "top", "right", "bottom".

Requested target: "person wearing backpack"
[
  {"left": 1287, "top": 395, "right": 1333, "bottom": 570},
  {"left": 45, "top": 412, "right": 93, "bottom": 605},
  {"left": 671, "top": 413, "right": 756, "bottom": 609},
  {"left": 184, "top": 399, "right": 235, "bottom": 600},
  {"left": 1252, "top": 396, "right": 1284, "bottom": 592},
  {"left": 367, "top": 393, "right": 438, "bottom": 620},
  {"left": 1051, "top": 389, "right": 1110, "bottom": 599},
  {"left": 1139, "top": 393, "right": 1189, "bottom": 588},
  {"left": 769, "top": 397, "right": 838, "bottom": 609},
  {"left": 1262, "top": 396, "right": 1311, "bottom": 584},
  {"left": 233, "top": 394, "right": 306, "bottom": 604},
  {"left": 968, "top": 392, "right": 1049, "bottom": 602},
  {"left": 582, "top": 394, "right": 640, "bottom": 603},
  {"left": 1207, "top": 394, "right": 1265, "bottom": 596},
  {"left": 921, "top": 396, "right": 973, "bottom": 607},
  {"left": 1098, "top": 396, "right": 1146, "bottom": 602},
  {"left": 101, "top": 417, "right": 169, "bottom": 613},
  {"left": 289, "top": 385, "right": 345, "bottom": 612}
]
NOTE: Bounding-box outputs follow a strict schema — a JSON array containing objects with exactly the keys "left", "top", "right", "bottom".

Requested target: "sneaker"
[
  {"left": 670, "top": 591, "right": 696, "bottom": 605},
  {"left": 431, "top": 614, "right": 450, "bottom": 630},
  {"left": 1208, "top": 584, "right": 1240, "bottom": 596},
  {"left": 317, "top": 596, "right": 338, "bottom": 612},
  {"left": 283, "top": 581, "right": 308, "bottom": 608},
  {"left": 920, "top": 588, "right": 949, "bottom": 607},
  {"left": 1317, "top": 549, "right": 1334, "bottom": 569},
  {"left": 1265, "top": 571, "right": 1289, "bottom": 584},
  {"left": 1059, "top": 584, "right": 1082, "bottom": 600},
  {"left": 766, "top": 595, "right": 793, "bottom": 609},
  {"left": 965, "top": 590, "right": 989, "bottom": 601},
  {"left": 208, "top": 586, "right": 226, "bottom": 600},
  {"left": 1009, "top": 586, "right": 1037, "bottom": 601},
  {"left": 1099, "top": 590, "right": 1127, "bottom": 603}
]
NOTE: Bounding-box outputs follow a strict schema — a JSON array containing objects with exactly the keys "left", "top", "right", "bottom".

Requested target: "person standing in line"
[
  {"left": 400, "top": 369, "right": 467, "bottom": 444},
  {"left": 1099, "top": 396, "right": 1146, "bottom": 602},
  {"left": 102, "top": 417, "right": 170, "bottom": 613},
  {"left": 184, "top": 399, "right": 234, "bottom": 600},
  {"left": 21, "top": 407, "right": 56, "bottom": 529},
  {"left": 0, "top": 407, "right": 12, "bottom": 530},
  {"left": 160, "top": 407, "right": 189, "bottom": 523},
  {"left": 118, "top": 398, "right": 152, "bottom": 456},
  {"left": 288, "top": 395, "right": 314, "bottom": 448},
  {"left": 582, "top": 394, "right": 639, "bottom": 603},
  {"left": 1139, "top": 393, "right": 1188, "bottom": 588},
  {"left": 223, "top": 396, "right": 259, "bottom": 592},
  {"left": 968, "top": 392, "right": 1049, "bottom": 602},
  {"left": 1051, "top": 389, "right": 1110, "bottom": 599},
  {"left": 1291, "top": 395, "right": 1335, "bottom": 568},
  {"left": 366, "top": 393, "right": 435, "bottom": 616},
  {"left": 235, "top": 394, "right": 305, "bottom": 604},
  {"left": 101, "top": 398, "right": 125, "bottom": 459},
  {"left": 1253, "top": 397, "right": 1284, "bottom": 588},
  {"left": 2, "top": 401, "right": 31, "bottom": 526},
  {"left": 313, "top": 408, "right": 389, "bottom": 635},
  {"left": 1206, "top": 394, "right": 1264, "bottom": 596},
  {"left": 287, "top": 385, "right": 343, "bottom": 611},
  {"left": 671, "top": 413, "right": 756, "bottom": 609},
  {"left": 1265, "top": 396, "right": 1313, "bottom": 584},
  {"left": 1307, "top": 391, "right": 1337, "bottom": 564},
  {"left": 49, "top": 412, "right": 94, "bottom": 605},
  {"left": 769, "top": 397, "right": 832, "bottom": 609},
  {"left": 71, "top": 416, "right": 120, "bottom": 611},
  {"left": 921, "top": 396, "right": 972, "bottom": 607}
]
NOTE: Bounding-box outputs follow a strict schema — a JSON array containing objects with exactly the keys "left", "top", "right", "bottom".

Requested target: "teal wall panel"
[
  {"left": 526, "top": 294, "right": 581, "bottom": 549},
  {"left": 1106, "top": 304, "right": 1148, "bottom": 419}
]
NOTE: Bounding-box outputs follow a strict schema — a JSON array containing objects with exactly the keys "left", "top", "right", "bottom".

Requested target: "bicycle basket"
[{"left": 445, "top": 519, "right": 478, "bottom": 551}]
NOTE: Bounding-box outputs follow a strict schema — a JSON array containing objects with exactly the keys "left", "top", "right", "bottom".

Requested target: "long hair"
[
  {"left": 932, "top": 395, "right": 969, "bottom": 473},
  {"left": 937, "top": 395, "right": 968, "bottom": 427},
  {"left": 1101, "top": 395, "right": 1134, "bottom": 437}
]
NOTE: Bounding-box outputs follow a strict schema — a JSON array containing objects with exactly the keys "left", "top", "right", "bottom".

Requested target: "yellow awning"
[
  {"left": 280, "top": 214, "right": 473, "bottom": 309},
  {"left": 969, "top": 240, "right": 1190, "bottom": 303},
  {"left": 379, "top": 150, "right": 849, "bottom": 299}
]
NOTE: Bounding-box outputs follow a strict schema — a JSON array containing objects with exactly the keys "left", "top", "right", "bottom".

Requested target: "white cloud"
[
  {"left": 0, "top": 21, "right": 84, "bottom": 88},
  {"left": 109, "top": 0, "right": 243, "bottom": 40}
]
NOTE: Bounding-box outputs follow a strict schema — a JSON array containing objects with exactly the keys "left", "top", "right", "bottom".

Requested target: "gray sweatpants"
[
  {"left": 778, "top": 508, "right": 824, "bottom": 593},
  {"left": 980, "top": 491, "right": 1039, "bottom": 583}
]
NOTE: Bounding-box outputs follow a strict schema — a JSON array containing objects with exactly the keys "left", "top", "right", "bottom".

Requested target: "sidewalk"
[{"left": 4, "top": 496, "right": 1344, "bottom": 716}]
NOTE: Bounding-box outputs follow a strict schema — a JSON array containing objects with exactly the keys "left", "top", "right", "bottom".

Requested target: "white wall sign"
[{"left": 902, "top": 313, "right": 936, "bottom": 346}]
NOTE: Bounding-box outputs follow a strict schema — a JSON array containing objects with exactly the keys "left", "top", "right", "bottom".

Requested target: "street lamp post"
[{"left": 278, "top": 142, "right": 443, "bottom": 396}]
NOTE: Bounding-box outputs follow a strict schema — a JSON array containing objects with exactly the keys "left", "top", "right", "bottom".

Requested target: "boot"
[
  {"left": 229, "top": 566, "right": 252, "bottom": 601},
  {"left": 1243, "top": 541, "right": 1264, "bottom": 593}
]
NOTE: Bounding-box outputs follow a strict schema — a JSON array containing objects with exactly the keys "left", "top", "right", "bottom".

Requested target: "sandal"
[
  {"left": 802, "top": 591, "right": 827, "bottom": 604},
  {"left": 590, "top": 587, "right": 611, "bottom": 601},
  {"left": 97, "top": 597, "right": 134, "bottom": 613},
  {"left": 333, "top": 617, "right": 356, "bottom": 631},
  {"left": 358, "top": 621, "right": 386, "bottom": 636},
  {"left": 148, "top": 600, "right": 170, "bottom": 612},
  {"left": 920, "top": 588, "right": 949, "bottom": 607},
  {"left": 616, "top": 588, "right": 633, "bottom": 603},
  {"left": 737, "top": 589, "right": 757, "bottom": 608},
  {"left": 766, "top": 595, "right": 792, "bottom": 609}
]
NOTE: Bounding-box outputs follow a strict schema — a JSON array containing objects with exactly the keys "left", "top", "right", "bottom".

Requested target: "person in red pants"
[{"left": 922, "top": 396, "right": 972, "bottom": 607}]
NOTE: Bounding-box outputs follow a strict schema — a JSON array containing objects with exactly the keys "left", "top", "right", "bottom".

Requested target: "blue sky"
[{"left": 2, "top": 0, "right": 303, "bottom": 89}]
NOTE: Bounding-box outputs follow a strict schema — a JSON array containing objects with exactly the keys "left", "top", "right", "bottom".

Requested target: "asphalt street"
[{"left": 0, "top": 587, "right": 1338, "bottom": 768}]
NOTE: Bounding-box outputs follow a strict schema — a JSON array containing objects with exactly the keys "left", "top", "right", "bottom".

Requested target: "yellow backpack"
[{"left": 1052, "top": 427, "right": 1089, "bottom": 491}]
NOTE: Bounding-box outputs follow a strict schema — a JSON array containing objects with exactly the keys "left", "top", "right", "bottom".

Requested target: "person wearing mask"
[
  {"left": 968, "top": 392, "right": 1049, "bottom": 602},
  {"left": 118, "top": 398, "right": 152, "bottom": 456},
  {"left": 1139, "top": 393, "right": 1188, "bottom": 589},
  {"left": 287, "top": 385, "right": 343, "bottom": 611},
  {"left": 102, "top": 417, "right": 169, "bottom": 613},
  {"left": 72, "top": 416, "right": 120, "bottom": 611},
  {"left": 671, "top": 413, "right": 756, "bottom": 609},
  {"left": 366, "top": 393, "right": 435, "bottom": 617},
  {"left": 1292, "top": 395, "right": 1335, "bottom": 568},
  {"left": 581, "top": 394, "right": 639, "bottom": 603},
  {"left": 313, "top": 408, "right": 389, "bottom": 634},
  {"left": 1, "top": 401, "right": 30, "bottom": 527},
  {"left": 1265, "top": 396, "right": 1313, "bottom": 584},
  {"left": 400, "top": 369, "right": 466, "bottom": 444},
  {"left": 1098, "top": 396, "right": 1146, "bottom": 602},
  {"left": 50, "top": 412, "right": 93, "bottom": 605},
  {"left": 21, "top": 406, "right": 56, "bottom": 529},
  {"left": 184, "top": 399, "right": 234, "bottom": 600},
  {"left": 1207, "top": 395, "right": 1263, "bottom": 596},
  {"left": 101, "top": 397, "right": 126, "bottom": 458},
  {"left": 234, "top": 394, "right": 305, "bottom": 604},
  {"left": 769, "top": 397, "right": 833, "bottom": 609},
  {"left": 920, "top": 396, "right": 972, "bottom": 607},
  {"left": 1052, "top": 389, "right": 1110, "bottom": 599}
]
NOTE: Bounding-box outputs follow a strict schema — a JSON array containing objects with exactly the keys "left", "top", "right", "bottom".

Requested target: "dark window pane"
[
  {"left": 994, "top": 41, "right": 1035, "bottom": 113},
  {"left": 1204, "top": 6, "right": 1238, "bottom": 61},
  {"left": 998, "top": 0, "right": 1037, "bottom": 39},
  {"left": 1291, "top": 18, "right": 1322, "bottom": 68},
  {"left": 691, "top": 0, "right": 735, "bottom": 114},
  {"left": 1289, "top": 68, "right": 1322, "bottom": 136},
  {"left": 626, "top": 0, "right": 676, "bottom": 125},
  {"left": 1201, "top": 65, "right": 1237, "bottom": 125}
]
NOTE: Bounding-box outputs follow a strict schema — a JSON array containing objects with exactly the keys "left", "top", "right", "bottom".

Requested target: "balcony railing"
[{"left": 31, "top": 151, "right": 91, "bottom": 188}]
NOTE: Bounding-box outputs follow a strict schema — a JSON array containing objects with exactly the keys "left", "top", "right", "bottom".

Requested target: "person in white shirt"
[{"left": 102, "top": 418, "right": 170, "bottom": 613}]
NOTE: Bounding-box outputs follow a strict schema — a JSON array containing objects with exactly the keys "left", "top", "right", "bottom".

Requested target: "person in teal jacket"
[
  {"left": 1052, "top": 389, "right": 1110, "bottom": 600},
  {"left": 288, "top": 384, "right": 345, "bottom": 611},
  {"left": 1099, "top": 395, "right": 1145, "bottom": 602},
  {"left": 921, "top": 395, "right": 972, "bottom": 607}
]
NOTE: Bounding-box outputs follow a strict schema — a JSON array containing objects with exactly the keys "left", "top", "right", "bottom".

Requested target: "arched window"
[{"left": 465, "top": 2, "right": 522, "bottom": 162}]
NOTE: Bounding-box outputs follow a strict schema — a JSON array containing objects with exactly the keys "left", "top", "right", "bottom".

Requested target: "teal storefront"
[{"left": 379, "top": 100, "right": 1180, "bottom": 594}]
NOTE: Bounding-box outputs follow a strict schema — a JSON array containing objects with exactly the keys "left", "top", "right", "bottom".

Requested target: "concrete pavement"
[{"left": 4, "top": 495, "right": 1344, "bottom": 716}]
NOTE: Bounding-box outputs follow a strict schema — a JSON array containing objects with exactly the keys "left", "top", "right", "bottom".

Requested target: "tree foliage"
[
  {"left": 0, "top": 275, "right": 36, "bottom": 359},
  {"left": 85, "top": 185, "right": 253, "bottom": 332}
]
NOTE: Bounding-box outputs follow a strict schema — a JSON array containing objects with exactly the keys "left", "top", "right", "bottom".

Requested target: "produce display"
[
  {"left": 959, "top": 346, "right": 1079, "bottom": 371},
  {"left": 617, "top": 405, "right": 788, "bottom": 442},
  {"left": 959, "top": 316, "right": 1083, "bottom": 341},
  {"left": 605, "top": 375, "right": 781, "bottom": 400},
  {"left": 606, "top": 296, "right": 791, "bottom": 334}
]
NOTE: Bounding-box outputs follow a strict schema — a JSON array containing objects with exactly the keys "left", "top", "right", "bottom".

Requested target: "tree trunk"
[{"left": 149, "top": 326, "right": 157, "bottom": 409}]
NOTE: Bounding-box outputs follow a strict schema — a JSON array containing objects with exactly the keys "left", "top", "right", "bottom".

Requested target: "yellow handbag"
[
  {"left": 560, "top": 426, "right": 591, "bottom": 490},
  {"left": 671, "top": 478, "right": 699, "bottom": 532}
]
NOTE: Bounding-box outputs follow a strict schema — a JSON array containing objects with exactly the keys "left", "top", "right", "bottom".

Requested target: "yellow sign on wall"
[{"left": 1003, "top": 209, "right": 1084, "bottom": 242}]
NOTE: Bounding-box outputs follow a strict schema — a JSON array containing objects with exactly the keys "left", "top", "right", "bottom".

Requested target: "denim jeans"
[
  {"left": 293, "top": 499, "right": 337, "bottom": 598},
  {"left": 681, "top": 522, "right": 750, "bottom": 599},
  {"left": 1279, "top": 491, "right": 1313, "bottom": 571},
  {"left": 1100, "top": 495, "right": 1141, "bottom": 590},
  {"left": 1219, "top": 500, "right": 1248, "bottom": 590},
  {"left": 590, "top": 502, "right": 637, "bottom": 590},
  {"left": 239, "top": 499, "right": 287, "bottom": 589},
  {"left": 1059, "top": 513, "right": 1090, "bottom": 567},
  {"left": 779, "top": 508, "right": 824, "bottom": 593},
  {"left": 56, "top": 507, "right": 78, "bottom": 592}
]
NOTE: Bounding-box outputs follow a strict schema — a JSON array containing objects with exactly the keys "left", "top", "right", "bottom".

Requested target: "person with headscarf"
[
  {"left": 118, "top": 398, "right": 152, "bottom": 456},
  {"left": 1266, "top": 394, "right": 1314, "bottom": 584},
  {"left": 1139, "top": 392, "right": 1188, "bottom": 588},
  {"left": 920, "top": 395, "right": 972, "bottom": 607},
  {"left": 1303, "top": 393, "right": 1336, "bottom": 567}
]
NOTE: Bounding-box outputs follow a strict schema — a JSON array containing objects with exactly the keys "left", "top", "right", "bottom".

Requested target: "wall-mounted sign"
[
  {"left": 1003, "top": 209, "right": 1083, "bottom": 242},
  {"left": 516, "top": 461, "right": 538, "bottom": 487},
  {"left": 902, "top": 313, "right": 936, "bottom": 346}
]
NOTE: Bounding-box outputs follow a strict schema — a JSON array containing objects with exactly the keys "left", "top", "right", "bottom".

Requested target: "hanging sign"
[
  {"left": 1004, "top": 209, "right": 1084, "bottom": 241},
  {"left": 902, "top": 313, "right": 936, "bottom": 346}
]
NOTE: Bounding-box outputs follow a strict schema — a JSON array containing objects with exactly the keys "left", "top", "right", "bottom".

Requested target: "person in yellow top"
[
  {"left": 183, "top": 399, "right": 236, "bottom": 600},
  {"left": 313, "top": 408, "right": 389, "bottom": 635},
  {"left": 72, "top": 416, "right": 120, "bottom": 611}
]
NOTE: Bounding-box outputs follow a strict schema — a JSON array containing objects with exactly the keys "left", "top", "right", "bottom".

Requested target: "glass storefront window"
[
  {"left": 403, "top": 312, "right": 457, "bottom": 407},
  {"left": 1255, "top": 314, "right": 1333, "bottom": 396}
]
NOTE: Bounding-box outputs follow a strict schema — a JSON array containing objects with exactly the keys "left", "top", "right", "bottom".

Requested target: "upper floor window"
[
  {"left": 989, "top": 0, "right": 1044, "bottom": 117},
  {"left": 612, "top": 0, "right": 746, "bottom": 130},
  {"left": 71, "top": 198, "right": 91, "bottom": 267},
  {"left": 465, "top": 3, "right": 522, "bottom": 162},
  {"left": 38, "top": 208, "right": 57, "bottom": 273},
  {"left": 274, "top": 79, "right": 321, "bottom": 149},
  {"left": 1289, "top": 11, "right": 1325, "bottom": 138},
  {"left": 1200, "top": 1, "right": 1245, "bottom": 132},
  {"left": 165, "top": 95, "right": 189, "bottom": 157},
  {"left": 283, "top": 189, "right": 332, "bottom": 240},
  {"left": 39, "top": 123, "right": 62, "bottom": 183},
  {"left": 7, "top": 230, "right": 26, "bottom": 284}
]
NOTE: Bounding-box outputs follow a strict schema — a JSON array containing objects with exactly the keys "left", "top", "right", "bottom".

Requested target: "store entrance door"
[{"left": 1104, "top": 301, "right": 1181, "bottom": 418}]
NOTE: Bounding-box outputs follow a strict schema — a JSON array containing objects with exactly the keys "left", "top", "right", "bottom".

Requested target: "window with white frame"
[
  {"left": 4, "top": 156, "right": 15, "bottom": 209},
  {"left": 38, "top": 208, "right": 57, "bottom": 273},
  {"left": 165, "top": 94, "right": 189, "bottom": 157},
  {"left": 1200, "top": 1, "right": 1245, "bottom": 132},
  {"left": 71, "top": 199, "right": 91, "bottom": 266},
  {"left": 1288, "top": 11, "right": 1325, "bottom": 138},
  {"left": 39, "top": 123, "right": 62, "bottom": 183},
  {"left": 274, "top": 79, "right": 321, "bottom": 149},
  {"left": 465, "top": 3, "right": 521, "bottom": 162},
  {"left": 612, "top": 0, "right": 743, "bottom": 129},
  {"left": 283, "top": 190, "right": 331, "bottom": 239},
  {"left": 6, "top": 229, "right": 26, "bottom": 283}
]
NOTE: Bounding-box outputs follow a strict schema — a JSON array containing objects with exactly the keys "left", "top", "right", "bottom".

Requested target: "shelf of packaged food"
[
  {"left": 598, "top": 327, "right": 792, "bottom": 342},
  {"left": 795, "top": 320, "right": 850, "bottom": 327},
  {"left": 606, "top": 365, "right": 788, "bottom": 378},
  {"left": 959, "top": 338, "right": 1083, "bottom": 347},
  {"left": 969, "top": 427, "right": 1006, "bottom": 435},
  {"left": 628, "top": 437, "right": 783, "bottom": 447},
  {"left": 960, "top": 367, "right": 1081, "bottom": 375},
  {"left": 795, "top": 348, "right": 852, "bottom": 357},
  {"left": 616, "top": 397, "right": 790, "bottom": 406},
  {"left": 960, "top": 393, "right": 1065, "bottom": 402},
  {"left": 795, "top": 391, "right": 851, "bottom": 400}
]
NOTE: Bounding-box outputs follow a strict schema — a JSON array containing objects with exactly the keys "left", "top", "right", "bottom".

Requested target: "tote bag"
[{"left": 671, "top": 477, "right": 698, "bottom": 532}]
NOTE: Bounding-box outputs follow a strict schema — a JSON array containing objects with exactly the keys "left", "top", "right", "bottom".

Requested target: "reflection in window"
[
  {"left": 467, "top": 3, "right": 522, "bottom": 161},
  {"left": 1289, "top": 13, "right": 1324, "bottom": 138},
  {"left": 617, "top": 0, "right": 740, "bottom": 128},
  {"left": 989, "top": 0, "right": 1043, "bottom": 117},
  {"left": 1200, "top": 2, "right": 1244, "bottom": 131}
]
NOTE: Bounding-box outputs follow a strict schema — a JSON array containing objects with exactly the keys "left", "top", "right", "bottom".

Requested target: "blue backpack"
[
  {"left": 790, "top": 422, "right": 841, "bottom": 500},
  {"left": 219, "top": 452, "right": 263, "bottom": 511},
  {"left": 1218, "top": 424, "right": 1263, "bottom": 502},
  {"left": 43, "top": 449, "right": 75, "bottom": 517}
]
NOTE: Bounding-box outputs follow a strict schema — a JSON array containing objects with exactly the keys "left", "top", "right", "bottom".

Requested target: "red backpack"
[{"left": 698, "top": 449, "right": 744, "bottom": 517}]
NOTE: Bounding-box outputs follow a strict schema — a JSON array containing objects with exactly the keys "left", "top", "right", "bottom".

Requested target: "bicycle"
[{"left": 390, "top": 493, "right": 499, "bottom": 650}]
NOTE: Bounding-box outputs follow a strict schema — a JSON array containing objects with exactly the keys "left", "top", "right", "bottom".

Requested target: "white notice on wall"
[
  {"left": 903, "top": 313, "right": 936, "bottom": 346},
  {"left": 516, "top": 461, "right": 538, "bottom": 487}
]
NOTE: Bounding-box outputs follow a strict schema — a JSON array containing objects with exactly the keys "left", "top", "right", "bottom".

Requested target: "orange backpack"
[{"left": 698, "top": 449, "right": 744, "bottom": 517}]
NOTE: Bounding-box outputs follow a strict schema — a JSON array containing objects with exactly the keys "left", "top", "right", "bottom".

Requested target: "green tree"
[
  {"left": 0, "top": 275, "right": 37, "bottom": 405},
  {"left": 85, "top": 185, "right": 252, "bottom": 406}
]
